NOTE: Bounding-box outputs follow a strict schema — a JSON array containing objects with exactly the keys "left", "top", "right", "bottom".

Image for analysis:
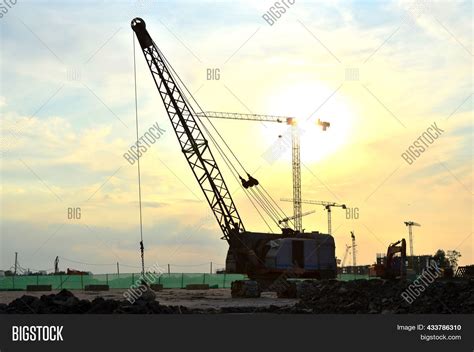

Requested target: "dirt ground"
[{"left": 0, "top": 289, "right": 297, "bottom": 309}]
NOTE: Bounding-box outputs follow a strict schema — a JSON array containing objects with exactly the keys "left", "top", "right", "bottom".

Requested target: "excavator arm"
[{"left": 131, "top": 18, "right": 244, "bottom": 241}]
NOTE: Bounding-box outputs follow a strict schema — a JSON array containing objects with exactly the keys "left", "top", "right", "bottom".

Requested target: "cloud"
[{"left": 136, "top": 201, "right": 168, "bottom": 208}]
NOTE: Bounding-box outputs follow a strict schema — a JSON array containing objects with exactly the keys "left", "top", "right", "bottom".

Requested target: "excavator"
[
  {"left": 373, "top": 239, "right": 407, "bottom": 280},
  {"left": 131, "top": 18, "right": 336, "bottom": 296}
]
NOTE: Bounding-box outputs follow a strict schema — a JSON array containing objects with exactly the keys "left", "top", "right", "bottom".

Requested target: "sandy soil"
[{"left": 0, "top": 289, "right": 298, "bottom": 309}]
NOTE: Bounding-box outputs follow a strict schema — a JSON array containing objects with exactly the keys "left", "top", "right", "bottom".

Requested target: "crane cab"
[{"left": 225, "top": 231, "right": 337, "bottom": 280}]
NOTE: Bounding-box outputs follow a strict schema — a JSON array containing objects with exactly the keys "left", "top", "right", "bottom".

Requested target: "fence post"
[
  {"left": 106, "top": 273, "right": 109, "bottom": 285},
  {"left": 181, "top": 273, "right": 184, "bottom": 288},
  {"left": 203, "top": 273, "right": 206, "bottom": 284}
]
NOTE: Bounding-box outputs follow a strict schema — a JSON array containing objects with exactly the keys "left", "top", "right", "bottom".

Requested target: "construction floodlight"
[{"left": 317, "top": 119, "right": 330, "bottom": 131}]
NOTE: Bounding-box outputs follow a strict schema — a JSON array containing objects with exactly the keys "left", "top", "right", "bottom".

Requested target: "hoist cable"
[
  {"left": 152, "top": 43, "right": 285, "bottom": 232},
  {"left": 209, "top": 132, "right": 275, "bottom": 232},
  {"left": 259, "top": 185, "right": 293, "bottom": 226},
  {"left": 133, "top": 33, "right": 146, "bottom": 278},
  {"left": 255, "top": 187, "right": 282, "bottom": 224},
  {"left": 250, "top": 188, "right": 280, "bottom": 227},
  {"left": 157, "top": 45, "right": 248, "bottom": 175}
]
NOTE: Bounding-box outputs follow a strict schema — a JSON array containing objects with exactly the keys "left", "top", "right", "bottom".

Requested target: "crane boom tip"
[{"left": 131, "top": 17, "right": 146, "bottom": 30}]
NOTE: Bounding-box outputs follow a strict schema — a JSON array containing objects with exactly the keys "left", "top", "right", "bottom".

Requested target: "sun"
[{"left": 261, "top": 81, "right": 355, "bottom": 163}]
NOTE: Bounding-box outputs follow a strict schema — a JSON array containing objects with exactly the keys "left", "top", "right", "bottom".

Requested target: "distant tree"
[
  {"left": 433, "top": 249, "right": 447, "bottom": 268},
  {"left": 447, "top": 250, "right": 462, "bottom": 270}
]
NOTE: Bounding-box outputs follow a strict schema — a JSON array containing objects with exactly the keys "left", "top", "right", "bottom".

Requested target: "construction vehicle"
[
  {"left": 455, "top": 265, "right": 474, "bottom": 279},
  {"left": 373, "top": 239, "right": 407, "bottom": 279},
  {"left": 66, "top": 268, "right": 89, "bottom": 275},
  {"left": 131, "top": 18, "right": 336, "bottom": 295}
]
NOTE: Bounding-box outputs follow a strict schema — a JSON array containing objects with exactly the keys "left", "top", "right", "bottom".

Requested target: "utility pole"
[
  {"left": 14, "top": 252, "right": 18, "bottom": 276},
  {"left": 210, "top": 262, "right": 213, "bottom": 274}
]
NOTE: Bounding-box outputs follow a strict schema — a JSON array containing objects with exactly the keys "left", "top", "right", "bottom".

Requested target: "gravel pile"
[
  {"left": 295, "top": 279, "right": 474, "bottom": 313},
  {"left": 0, "top": 289, "right": 191, "bottom": 314}
]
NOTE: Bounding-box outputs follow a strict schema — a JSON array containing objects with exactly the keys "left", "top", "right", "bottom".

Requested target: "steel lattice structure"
[{"left": 132, "top": 18, "right": 244, "bottom": 241}]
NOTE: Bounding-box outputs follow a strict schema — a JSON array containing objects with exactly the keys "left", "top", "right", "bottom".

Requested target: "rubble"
[
  {"left": 295, "top": 279, "right": 474, "bottom": 313},
  {"left": 231, "top": 280, "right": 261, "bottom": 298},
  {"left": 0, "top": 289, "right": 190, "bottom": 314}
]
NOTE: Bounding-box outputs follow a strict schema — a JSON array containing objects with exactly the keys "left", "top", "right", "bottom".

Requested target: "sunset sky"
[{"left": 1, "top": 0, "right": 472, "bottom": 273}]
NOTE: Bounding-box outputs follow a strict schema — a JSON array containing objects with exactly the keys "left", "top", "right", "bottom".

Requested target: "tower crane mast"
[
  {"left": 351, "top": 231, "right": 357, "bottom": 267},
  {"left": 292, "top": 126, "right": 302, "bottom": 232},
  {"left": 404, "top": 221, "right": 420, "bottom": 267}
]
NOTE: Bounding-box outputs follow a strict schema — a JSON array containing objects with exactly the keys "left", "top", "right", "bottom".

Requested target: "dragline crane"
[
  {"left": 131, "top": 18, "right": 336, "bottom": 293},
  {"left": 196, "top": 111, "right": 330, "bottom": 233}
]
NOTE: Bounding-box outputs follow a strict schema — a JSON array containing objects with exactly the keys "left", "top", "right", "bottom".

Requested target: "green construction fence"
[{"left": 0, "top": 273, "right": 246, "bottom": 291}]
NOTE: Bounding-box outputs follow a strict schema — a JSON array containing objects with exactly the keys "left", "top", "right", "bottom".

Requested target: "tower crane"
[
  {"left": 54, "top": 256, "right": 59, "bottom": 274},
  {"left": 404, "top": 221, "right": 420, "bottom": 265},
  {"left": 131, "top": 18, "right": 337, "bottom": 293},
  {"left": 278, "top": 210, "right": 315, "bottom": 229},
  {"left": 281, "top": 198, "right": 346, "bottom": 235},
  {"left": 196, "top": 111, "right": 330, "bottom": 233},
  {"left": 351, "top": 231, "right": 357, "bottom": 267},
  {"left": 341, "top": 244, "right": 352, "bottom": 268}
]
